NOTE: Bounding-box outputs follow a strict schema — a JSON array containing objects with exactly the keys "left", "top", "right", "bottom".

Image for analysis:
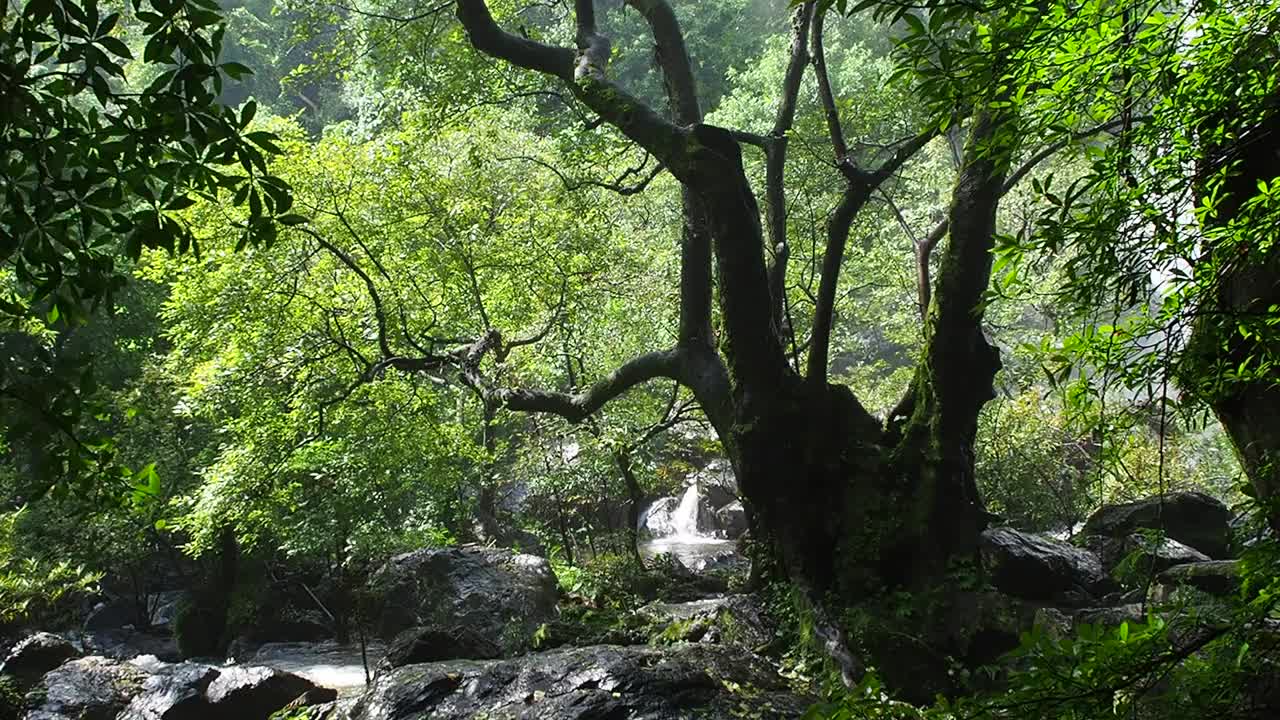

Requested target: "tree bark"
[
  {"left": 450, "top": 1, "right": 1017, "bottom": 697},
  {"left": 1188, "top": 105, "right": 1280, "bottom": 533}
]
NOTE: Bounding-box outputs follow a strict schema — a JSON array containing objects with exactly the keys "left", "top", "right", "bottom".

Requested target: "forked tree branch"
[{"left": 909, "top": 116, "right": 1135, "bottom": 319}]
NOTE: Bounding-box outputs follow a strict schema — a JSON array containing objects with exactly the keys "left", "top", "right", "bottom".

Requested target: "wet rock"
[
  {"left": 0, "top": 632, "right": 79, "bottom": 690},
  {"left": 980, "top": 527, "right": 1112, "bottom": 604},
  {"left": 117, "top": 661, "right": 219, "bottom": 720},
  {"left": 1153, "top": 559, "right": 1241, "bottom": 601},
  {"left": 1082, "top": 491, "right": 1232, "bottom": 558},
  {"left": 365, "top": 545, "right": 558, "bottom": 657},
  {"left": 205, "top": 664, "right": 333, "bottom": 717},
  {"left": 27, "top": 655, "right": 332, "bottom": 720},
  {"left": 715, "top": 501, "right": 747, "bottom": 539},
  {"left": 348, "top": 643, "right": 813, "bottom": 720},
  {"left": 25, "top": 655, "right": 149, "bottom": 720},
  {"left": 640, "top": 595, "right": 773, "bottom": 650},
  {"left": 378, "top": 626, "right": 502, "bottom": 671},
  {"left": 692, "top": 459, "right": 739, "bottom": 510}
]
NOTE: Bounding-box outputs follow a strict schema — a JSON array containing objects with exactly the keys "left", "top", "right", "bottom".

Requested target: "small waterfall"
[{"left": 671, "top": 484, "right": 703, "bottom": 538}]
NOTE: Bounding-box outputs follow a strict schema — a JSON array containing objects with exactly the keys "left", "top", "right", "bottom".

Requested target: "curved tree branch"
[{"left": 490, "top": 349, "right": 683, "bottom": 422}]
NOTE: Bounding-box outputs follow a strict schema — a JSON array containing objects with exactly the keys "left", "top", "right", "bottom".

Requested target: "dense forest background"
[{"left": 1, "top": 0, "right": 1278, "bottom": 717}]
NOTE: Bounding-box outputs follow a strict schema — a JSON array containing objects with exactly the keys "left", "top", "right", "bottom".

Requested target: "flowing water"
[
  {"left": 250, "top": 641, "right": 385, "bottom": 697},
  {"left": 638, "top": 483, "right": 742, "bottom": 571}
]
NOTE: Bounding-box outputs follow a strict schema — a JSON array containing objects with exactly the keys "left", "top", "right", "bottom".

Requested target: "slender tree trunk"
[{"left": 614, "top": 449, "right": 645, "bottom": 564}]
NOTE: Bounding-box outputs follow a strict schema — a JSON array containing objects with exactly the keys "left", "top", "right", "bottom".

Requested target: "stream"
[{"left": 249, "top": 640, "right": 385, "bottom": 697}]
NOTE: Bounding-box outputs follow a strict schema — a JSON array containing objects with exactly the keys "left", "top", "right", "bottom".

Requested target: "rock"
[
  {"left": 205, "top": 664, "right": 334, "bottom": 717},
  {"left": 0, "top": 632, "right": 79, "bottom": 690},
  {"left": 348, "top": 643, "right": 813, "bottom": 720},
  {"left": 1153, "top": 559, "right": 1241, "bottom": 600},
  {"left": 365, "top": 545, "right": 558, "bottom": 657},
  {"left": 27, "top": 654, "right": 333, "bottom": 720},
  {"left": 379, "top": 626, "right": 502, "bottom": 671},
  {"left": 639, "top": 595, "right": 773, "bottom": 650},
  {"left": 683, "top": 547, "right": 748, "bottom": 575},
  {"left": 1073, "top": 603, "right": 1148, "bottom": 628},
  {"left": 117, "top": 661, "right": 219, "bottom": 720},
  {"left": 979, "top": 527, "right": 1112, "bottom": 604},
  {"left": 714, "top": 501, "right": 747, "bottom": 539},
  {"left": 1085, "top": 533, "right": 1211, "bottom": 581},
  {"left": 692, "top": 459, "right": 739, "bottom": 510},
  {"left": 25, "top": 656, "right": 149, "bottom": 720},
  {"left": 1082, "top": 491, "right": 1233, "bottom": 558},
  {"left": 85, "top": 599, "right": 142, "bottom": 632},
  {"left": 637, "top": 496, "right": 682, "bottom": 537}
]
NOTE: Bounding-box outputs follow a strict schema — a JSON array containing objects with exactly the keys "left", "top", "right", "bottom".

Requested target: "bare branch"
[
  {"left": 499, "top": 154, "right": 665, "bottom": 196},
  {"left": 491, "top": 349, "right": 683, "bottom": 422},
  {"left": 300, "top": 227, "right": 394, "bottom": 360}
]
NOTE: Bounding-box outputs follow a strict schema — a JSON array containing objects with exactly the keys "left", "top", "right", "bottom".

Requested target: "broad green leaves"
[{"left": 1, "top": 0, "right": 297, "bottom": 493}]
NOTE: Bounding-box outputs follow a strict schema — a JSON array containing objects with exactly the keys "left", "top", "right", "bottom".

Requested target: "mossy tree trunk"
[
  {"left": 430, "top": 0, "right": 1020, "bottom": 694},
  {"left": 1188, "top": 103, "right": 1280, "bottom": 534}
]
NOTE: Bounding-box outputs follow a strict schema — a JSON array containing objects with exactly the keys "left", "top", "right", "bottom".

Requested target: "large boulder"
[
  {"left": 691, "top": 459, "right": 739, "bottom": 510},
  {"left": 1083, "top": 533, "right": 1211, "bottom": 582},
  {"left": 348, "top": 644, "right": 813, "bottom": 720},
  {"left": 117, "top": 659, "right": 220, "bottom": 720},
  {"left": 1082, "top": 491, "right": 1233, "bottom": 558},
  {"left": 378, "top": 626, "right": 502, "bottom": 672},
  {"left": 24, "top": 656, "right": 150, "bottom": 720},
  {"left": 1153, "top": 559, "right": 1242, "bottom": 601},
  {"left": 0, "top": 632, "right": 79, "bottom": 690},
  {"left": 365, "top": 545, "right": 558, "bottom": 656},
  {"left": 27, "top": 655, "right": 333, "bottom": 720},
  {"left": 714, "top": 501, "right": 748, "bottom": 539},
  {"left": 980, "top": 527, "right": 1113, "bottom": 604},
  {"left": 205, "top": 664, "right": 334, "bottom": 717}
]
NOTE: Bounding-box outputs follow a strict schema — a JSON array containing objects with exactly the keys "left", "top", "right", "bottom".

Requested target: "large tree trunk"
[
  {"left": 452, "top": 0, "right": 1015, "bottom": 699},
  {"left": 1188, "top": 104, "right": 1280, "bottom": 533}
]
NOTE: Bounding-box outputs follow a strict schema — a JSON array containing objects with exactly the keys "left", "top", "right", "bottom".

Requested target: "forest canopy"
[{"left": 1, "top": 0, "right": 1278, "bottom": 717}]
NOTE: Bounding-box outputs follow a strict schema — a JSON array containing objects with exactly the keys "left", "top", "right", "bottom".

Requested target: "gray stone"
[
  {"left": 117, "top": 661, "right": 219, "bottom": 720},
  {"left": 714, "top": 501, "right": 747, "bottom": 539},
  {"left": 1085, "top": 532, "right": 1211, "bottom": 582},
  {"left": 1082, "top": 491, "right": 1233, "bottom": 558},
  {"left": 365, "top": 545, "right": 558, "bottom": 657},
  {"left": 979, "top": 527, "right": 1112, "bottom": 604},
  {"left": 639, "top": 595, "right": 773, "bottom": 651},
  {"left": 24, "top": 655, "right": 149, "bottom": 720},
  {"left": 205, "top": 664, "right": 333, "bottom": 717},
  {"left": 348, "top": 644, "right": 813, "bottom": 720},
  {"left": 26, "top": 654, "right": 332, "bottom": 720},
  {"left": 0, "top": 632, "right": 78, "bottom": 690},
  {"left": 378, "top": 626, "right": 502, "bottom": 672},
  {"left": 1153, "top": 559, "right": 1241, "bottom": 601}
]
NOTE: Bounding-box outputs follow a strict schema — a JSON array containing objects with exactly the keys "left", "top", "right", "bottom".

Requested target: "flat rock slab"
[
  {"left": 24, "top": 655, "right": 333, "bottom": 720},
  {"left": 348, "top": 643, "right": 813, "bottom": 720}
]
